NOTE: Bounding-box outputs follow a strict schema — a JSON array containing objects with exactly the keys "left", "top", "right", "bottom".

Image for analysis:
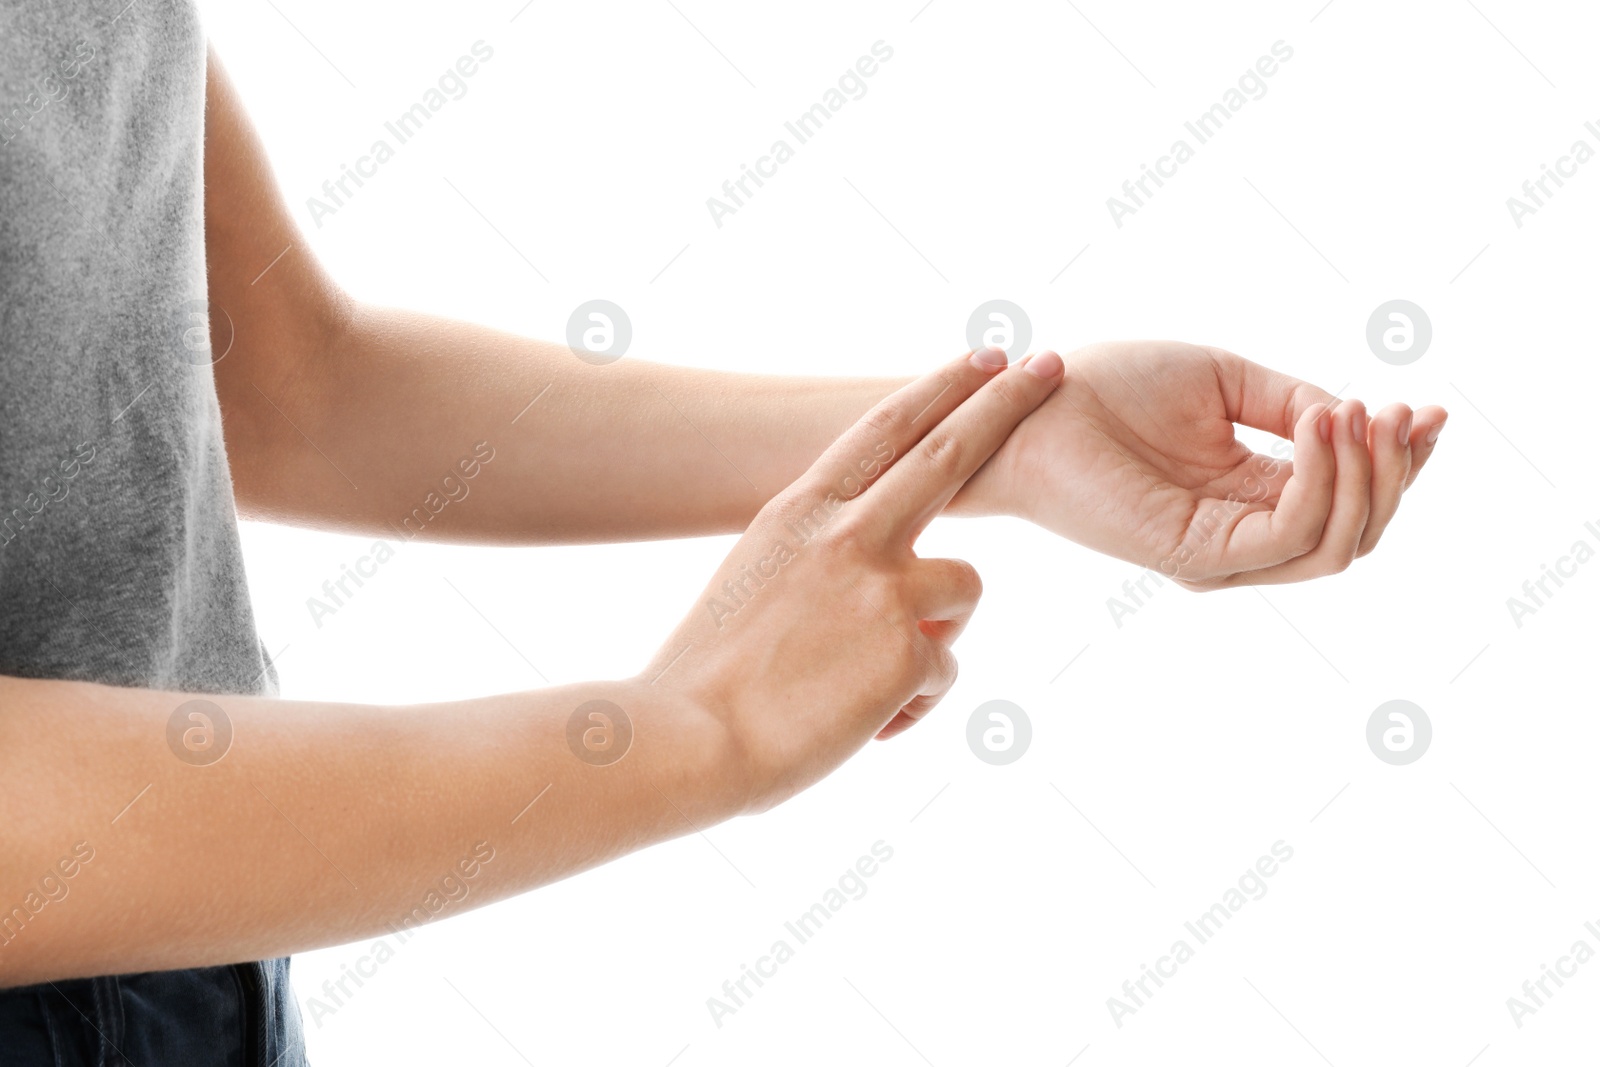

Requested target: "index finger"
[
  {"left": 864, "top": 351, "right": 1065, "bottom": 542},
  {"left": 794, "top": 347, "right": 1010, "bottom": 504}
]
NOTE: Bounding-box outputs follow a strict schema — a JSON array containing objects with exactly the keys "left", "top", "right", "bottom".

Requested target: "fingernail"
[
  {"left": 1351, "top": 407, "right": 1367, "bottom": 441},
  {"left": 1398, "top": 412, "right": 1413, "bottom": 447},
  {"left": 1426, "top": 421, "right": 1445, "bottom": 445},
  {"left": 1318, "top": 408, "right": 1332, "bottom": 443},
  {"left": 1023, "top": 350, "right": 1063, "bottom": 379},
  {"left": 970, "top": 347, "right": 1007, "bottom": 371}
]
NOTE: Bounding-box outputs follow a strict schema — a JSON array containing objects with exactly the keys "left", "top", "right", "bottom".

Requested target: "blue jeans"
[{"left": 0, "top": 959, "right": 306, "bottom": 1066}]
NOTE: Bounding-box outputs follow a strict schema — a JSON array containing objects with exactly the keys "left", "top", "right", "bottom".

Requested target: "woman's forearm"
[{"left": 226, "top": 301, "right": 915, "bottom": 543}]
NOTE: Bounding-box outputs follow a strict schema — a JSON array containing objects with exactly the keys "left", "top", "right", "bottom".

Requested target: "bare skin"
[{"left": 0, "top": 49, "right": 1446, "bottom": 987}]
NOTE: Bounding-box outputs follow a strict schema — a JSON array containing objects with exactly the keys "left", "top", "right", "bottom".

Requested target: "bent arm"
[
  {"left": 0, "top": 673, "right": 740, "bottom": 987},
  {"left": 204, "top": 48, "right": 944, "bottom": 545}
]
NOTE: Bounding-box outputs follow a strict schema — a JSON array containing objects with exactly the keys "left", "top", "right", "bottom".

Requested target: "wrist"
[
  {"left": 946, "top": 451, "right": 1020, "bottom": 519},
  {"left": 945, "top": 413, "right": 1034, "bottom": 522},
  {"left": 983, "top": 354, "right": 1084, "bottom": 526},
  {"left": 622, "top": 674, "right": 758, "bottom": 821}
]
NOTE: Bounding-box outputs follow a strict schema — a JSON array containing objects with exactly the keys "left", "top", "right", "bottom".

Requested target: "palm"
[
  {"left": 1003, "top": 341, "right": 1274, "bottom": 569},
  {"left": 962, "top": 340, "right": 1446, "bottom": 586}
]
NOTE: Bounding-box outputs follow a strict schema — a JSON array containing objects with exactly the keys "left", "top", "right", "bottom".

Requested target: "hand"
[
  {"left": 963, "top": 341, "right": 1447, "bottom": 589},
  {"left": 643, "top": 348, "right": 1064, "bottom": 813}
]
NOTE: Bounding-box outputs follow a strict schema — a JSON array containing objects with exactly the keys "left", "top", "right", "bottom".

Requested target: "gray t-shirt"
[{"left": 1, "top": 0, "right": 272, "bottom": 697}]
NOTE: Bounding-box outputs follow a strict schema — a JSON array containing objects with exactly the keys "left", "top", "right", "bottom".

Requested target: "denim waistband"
[{"left": 0, "top": 958, "right": 305, "bottom": 1067}]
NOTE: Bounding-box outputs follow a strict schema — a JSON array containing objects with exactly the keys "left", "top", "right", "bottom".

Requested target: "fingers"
[
  {"left": 1211, "top": 399, "right": 1374, "bottom": 587},
  {"left": 909, "top": 557, "right": 982, "bottom": 644},
  {"left": 873, "top": 559, "right": 979, "bottom": 740},
  {"left": 875, "top": 711, "right": 919, "bottom": 740},
  {"left": 875, "top": 642, "right": 958, "bottom": 741},
  {"left": 1178, "top": 396, "right": 1447, "bottom": 587},
  {"left": 1207, "top": 346, "right": 1337, "bottom": 439},
  {"left": 863, "top": 351, "right": 1065, "bottom": 542},
  {"left": 796, "top": 348, "right": 1010, "bottom": 506},
  {"left": 1174, "top": 401, "right": 1335, "bottom": 580},
  {"left": 1315, "top": 400, "right": 1377, "bottom": 570},
  {"left": 1404, "top": 406, "right": 1448, "bottom": 490},
  {"left": 1356, "top": 403, "right": 1414, "bottom": 557}
]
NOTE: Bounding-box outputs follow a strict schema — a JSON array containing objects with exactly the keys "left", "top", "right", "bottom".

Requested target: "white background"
[{"left": 202, "top": 1, "right": 1597, "bottom": 1063}]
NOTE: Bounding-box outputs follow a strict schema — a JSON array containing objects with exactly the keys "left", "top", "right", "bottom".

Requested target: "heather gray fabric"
[
  {"left": 0, "top": 0, "right": 273, "bottom": 696},
  {"left": 1, "top": 2, "right": 299, "bottom": 1063}
]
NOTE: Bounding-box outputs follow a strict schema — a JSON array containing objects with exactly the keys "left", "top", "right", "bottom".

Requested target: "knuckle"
[
  {"left": 823, "top": 511, "right": 872, "bottom": 555},
  {"left": 783, "top": 484, "right": 849, "bottom": 528},
  {"left": 762, "top": 490, "right": 811, "bottom": 529},
  {"left": 920, "top": 430, "right": 965, "bottom": 479},
  {"left": 858, "top": 567, "right": 901, "bottom": 608},
  {"left": 861, "top": 399, "right": 909, "bottom": 439},
  {"left": 753, "top": 489, "right": 803, "bottom": 530},
  {"left": 986, "top": 374, "right": 1029, "bottom": 409},
  {"left": 748, "top": 492, "right": 800, "bottom": 534}
]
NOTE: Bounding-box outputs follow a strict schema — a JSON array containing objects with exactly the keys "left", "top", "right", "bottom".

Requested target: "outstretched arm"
[
  {"left": 0, "top": 351, "right": 1060, "bottom": 987},
  {"left": 206, "top": 49, "right": 1445, "bottom": 578}
]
